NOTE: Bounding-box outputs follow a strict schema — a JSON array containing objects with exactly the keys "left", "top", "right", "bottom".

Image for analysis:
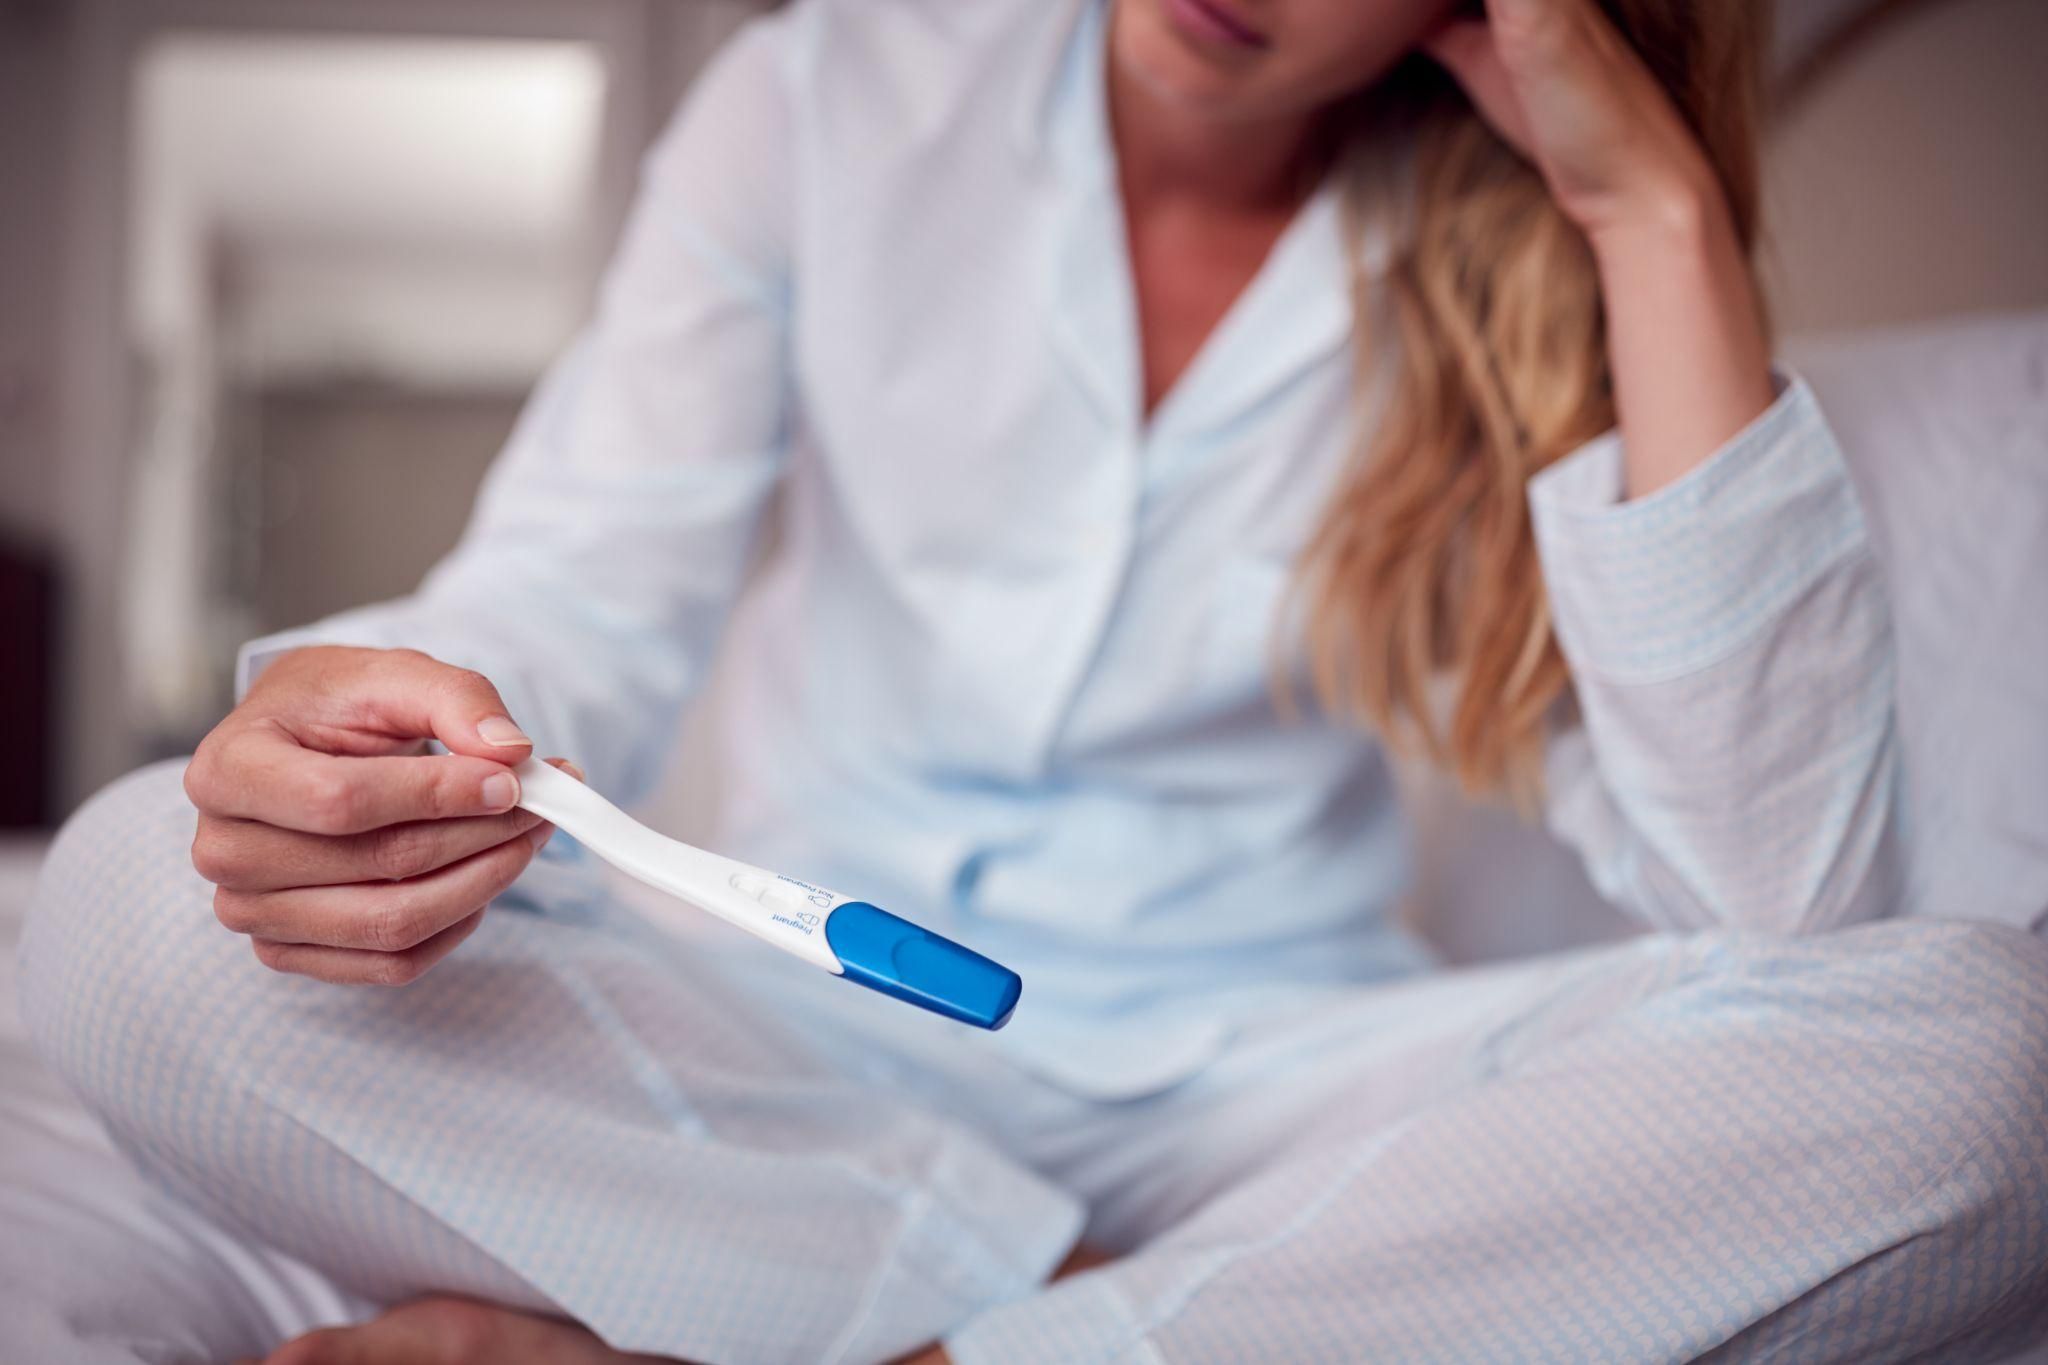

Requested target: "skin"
[
  {"left": 210, "top": 1, "right": 1775, "bottom": 1359},
  {"left": 185, "top": 646, "right": 579, "bottom": 987}
]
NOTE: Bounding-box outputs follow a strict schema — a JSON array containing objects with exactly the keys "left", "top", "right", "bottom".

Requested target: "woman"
[{"left": 24, "top": 0, "right": 2048, "bottom": 1360}]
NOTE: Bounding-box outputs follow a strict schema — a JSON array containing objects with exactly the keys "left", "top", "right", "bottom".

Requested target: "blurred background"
[{"left": 0, "top": 0, "right": 2045, "bottom": 833}]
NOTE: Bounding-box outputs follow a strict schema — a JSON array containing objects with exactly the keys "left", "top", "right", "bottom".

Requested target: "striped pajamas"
[
  {"left": 22, "top": 762, "right": 2048, "bottom": 1363},
  {"left": 20, "top": 1, "right": 2048, "bottom": 1359}
]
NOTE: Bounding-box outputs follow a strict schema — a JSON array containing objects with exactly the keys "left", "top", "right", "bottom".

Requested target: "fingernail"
[
  {"left": 478, "top": 716, "right": 530, "bottom": 748},
  {"left": 482, "top": 773, "right": 519, "bottom": 811}
]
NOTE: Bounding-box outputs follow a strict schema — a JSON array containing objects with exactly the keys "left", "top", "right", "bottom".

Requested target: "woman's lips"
[{"left": 1163, "top": 0, "right": 1270, "bottom": 51}]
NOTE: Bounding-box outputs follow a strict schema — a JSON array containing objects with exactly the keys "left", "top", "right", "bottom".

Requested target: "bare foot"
[
  {"left": 1053, "top": 1241, "right": 1113, "bottom": 1280},
  {"left": 892, "top": 1242, "right": 1115, "bottom": 1364},
  {"left": 260, "top": 1296, "right": 677, "bottom": 1365},
  {"left": 261, "top": 1245, "right": 1117, "bottom": 1365}
]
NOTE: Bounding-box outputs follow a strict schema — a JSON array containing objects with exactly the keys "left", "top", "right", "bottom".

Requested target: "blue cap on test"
[{"left": 824, "top": 901, "right": 1022, "bottom": 1030}]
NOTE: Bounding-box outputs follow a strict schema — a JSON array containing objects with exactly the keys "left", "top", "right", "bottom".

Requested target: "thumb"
[
  {"left": 363, "top": 649, "right": 534, "bottom": 763},
  {"left": 422, "top": 659, "right": 533, "bottom": 763}
]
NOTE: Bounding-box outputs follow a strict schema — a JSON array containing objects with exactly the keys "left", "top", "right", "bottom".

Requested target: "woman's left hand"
[
  {"left": 1426, "top": 0, "right": 1775, "bottom": 496},
  {"left": 1423, "top": 0, "right": 1720, "bottom": 242}
]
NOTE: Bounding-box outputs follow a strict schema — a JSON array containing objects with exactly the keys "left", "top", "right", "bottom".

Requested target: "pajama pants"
[{"left": 20, "top": 762, "right": 2048, "bottom": 1364}]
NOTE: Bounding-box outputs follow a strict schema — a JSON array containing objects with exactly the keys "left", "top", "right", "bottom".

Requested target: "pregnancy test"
[{"left": 509, "top": 757, "right": 1021, "bottom": 1030}]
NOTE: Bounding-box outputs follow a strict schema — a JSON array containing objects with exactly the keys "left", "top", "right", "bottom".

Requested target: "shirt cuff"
[
  {"left": 1528, "top": 372, "right": 1870, "bottom": 684},
  {"left": 235, "top": 626, "right": 387, "bottom": 699},
  {"left": 232, "top": 606, "right": 417, "bottom": 700},
  {"left": 234, "top": 630, "right": 325, "bottom": 701}
]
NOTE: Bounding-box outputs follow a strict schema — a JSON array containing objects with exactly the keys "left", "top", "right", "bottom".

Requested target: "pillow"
[
  {"left": 1406, "top": 310, "right": 2048, "bottom": 963},
  {"left": 1791, "top": 310, "right": 2048, "bottom": 932}
]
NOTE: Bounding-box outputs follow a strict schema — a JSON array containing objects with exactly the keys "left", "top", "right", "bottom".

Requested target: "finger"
[
  {"left": 192, "top": 806, "right": 546, "bottom": 892},
  {"left": 352, "top": 649, "right": 534, "bottom": 764},
  {"left": 249, "top": 646, "right": 532, "bottom": 764},
  {"left": 1423, "top": 18, "right": 1531, "bottom": 152},
  {"left": 266, "top": 1317, "right": 435, "bottom": 1365},
  {"left": 263, "top": 1301, "right": 481, "bottom": 1365},
  {"left": 1479, "top": 0, "right": 1618, "bottom": 93},
  {"left": 250, "top": 908, "right": 486, "bottom": 988},
  {"left": 1484, "top": 0, "right": 1598, "bottom": 54},
  {"left": 1421, "top": 14, "right": 1492, "bottom": 77},
  {"left": 199, "top": 727, "right": 522, "bottom": 834},
  {"left": 218, "top": 833, "right": 534, "bottom": 952},
  {"left": 265, "top": 1297, "right": 635, "bottom": 1365}
]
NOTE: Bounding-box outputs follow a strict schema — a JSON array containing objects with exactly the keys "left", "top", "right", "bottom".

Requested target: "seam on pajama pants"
[
  {"left": 1047, "top": 944, "right": 1707, "bottom": 1356},
  {"left": 948, "top": 948, "right": 1685, "bottom": 1363},
  {"left": 28, "top": 765, "right": 1089, "bottom": 1358},
  {"left": 241, "top": 985, "right": 1074, "bottom": 1358},
  {"left": 946, "top": 1260, "right": 1163, "bottom": 1365},
  {"left": 1096, "top": 1112, "right": 1452, "bottom": 1362},
  {"left": 548, "top": 941, "right": 1068, "bottom": 1312},
  {"left": 87, "top": 1030, "right": 559, "bottom": 1320},
  {"left": 825, "top": 1178, "right": 938, "bottom": 1365},
  {"left": 30, "top": 854, "right": 558, "bottom": 1310},
  {"left": 551, "top": 916, "right": 1087, "bottom": 1321},
  {"left": 825, "top": 1157, "right": 1080, "bottom": 1365},
  {"left": 953, "top": 925, "right": 2048, "bottom": 1363},
  {"left": 241, "top": 1081, "right": 566, "bottom": 1312},
  {"left": 551, "top": 958, "right": 707, "bottom": 1138},
  {"left": 948, "top": 1119, "right": 1423, "bottom": 1365}
]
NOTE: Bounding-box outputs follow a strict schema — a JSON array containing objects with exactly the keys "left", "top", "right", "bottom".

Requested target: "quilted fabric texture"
[{"left": 22, "top": 762, "right": 2048, "bottom": 1362}]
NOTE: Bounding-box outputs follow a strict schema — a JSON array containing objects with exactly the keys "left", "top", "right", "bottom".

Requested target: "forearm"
[
  {"left": 1531, "top": 377, "right": 1901, "bottom": 934},
  {"left": 1590, "top": 181, "right": 1776, "bottom": 499}
]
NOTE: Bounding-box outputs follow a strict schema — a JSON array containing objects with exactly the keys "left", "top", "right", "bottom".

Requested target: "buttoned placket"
[{"left": 1021, "top": 7, "right": 1357, "bottom": 785}]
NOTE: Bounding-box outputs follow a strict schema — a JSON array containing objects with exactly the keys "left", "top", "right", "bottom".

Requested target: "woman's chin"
[{"left": 1113, "top": 8, "right": 1265, "bottom": 117}]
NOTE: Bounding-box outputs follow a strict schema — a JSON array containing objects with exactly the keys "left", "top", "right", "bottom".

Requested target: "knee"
[
  {"left": 1865, "top": 918, "right": 2048, "bottom": 1080},
  {"left": 1806, "top": 917, "right": 2048, "bottom": 1122},
  {"left": 1732, "top": 915, "right": 2048, "bottom": 1055},
  {"left": 1833, "top": 921, "right": 2048, "bottom": 1290},
  {"left": 1913, "top": 920, "right": 2048, "bottom": 1145},
  {"left": 19, "top": 759, "right": 226, "bottom": 1120},
  {"left": 1680, "top": 922, "right": 2048, "bottom": 1352}
]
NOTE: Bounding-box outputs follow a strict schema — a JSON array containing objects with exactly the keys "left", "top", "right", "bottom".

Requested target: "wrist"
[{"left": 1582, "top": 163, "right": 1729, "bottom": 264}]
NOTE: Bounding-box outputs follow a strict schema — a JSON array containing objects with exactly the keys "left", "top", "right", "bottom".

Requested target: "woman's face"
[{"left": 1111, "top": 0, "right": 1458, "bottom": 123}]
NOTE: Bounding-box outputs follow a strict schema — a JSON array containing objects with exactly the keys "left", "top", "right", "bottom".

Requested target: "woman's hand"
[
  {"left": 185, "top": 645, "right": 576, "bottom": 986},
  {"left": 1422, "top": 0, "right": 1716, "bottom": 241},
  {"left": 1424, "top": 0, "right": 1776, "bottom": 496}
]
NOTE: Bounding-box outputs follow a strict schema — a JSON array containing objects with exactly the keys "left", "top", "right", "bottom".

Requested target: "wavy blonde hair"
[{"left": 1298, "top": 0, "right": 1769, "bottom": 805}]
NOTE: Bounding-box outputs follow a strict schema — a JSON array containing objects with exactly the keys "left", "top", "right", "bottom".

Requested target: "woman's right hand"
[{"left": 184, "top": 645, "right": 575, "bottom": 986}]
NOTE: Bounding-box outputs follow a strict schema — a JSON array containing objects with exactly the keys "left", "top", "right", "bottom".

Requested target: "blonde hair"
[{"left": 1298, "top": 1, "right": 1769, "bottom": 804}]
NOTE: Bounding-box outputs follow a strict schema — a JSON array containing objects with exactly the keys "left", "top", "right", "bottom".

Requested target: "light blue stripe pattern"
[{"left": 20, "top": 763, "right": 2048, "bottom": 1362}]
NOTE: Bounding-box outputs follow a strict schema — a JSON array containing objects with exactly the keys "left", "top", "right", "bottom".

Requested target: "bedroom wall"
[
  {"left": 245, "top": 387, "right": 522, "bottom": 636},
  {"left": 1765, "top": 0, "right": 2048, "bottom": 333},
  {"left": 0, "top": 4, "right": 68, "bottom": 548},
  {"left": 8, "top": 0, "right": 2045, "bottom": 820},
  {"left": 0, "top": 0, "right": 755, "bottom": 814}
]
